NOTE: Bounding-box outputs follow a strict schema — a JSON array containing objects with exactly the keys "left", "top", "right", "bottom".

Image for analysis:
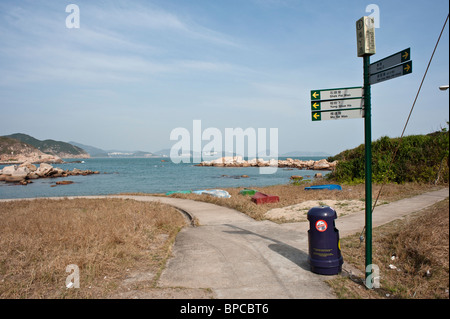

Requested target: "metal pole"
[{"left": 363, "top": 55, "right": 373, "bottom": 288}]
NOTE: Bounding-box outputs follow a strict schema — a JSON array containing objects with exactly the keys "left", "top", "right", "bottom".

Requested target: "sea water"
[{"left": 0, "top": 157, "right": 329, "bottom": 199}]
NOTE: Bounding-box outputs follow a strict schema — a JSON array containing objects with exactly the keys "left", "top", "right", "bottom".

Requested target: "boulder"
[
  {"left": 329, "top": 160, "right": 338, "bottom": 169},
  {"left": 1, "top": 165, "right": 17, "bottom": 176},
  {"left": 11, "top": 166, "right": 30, "bottom": 179},
  {"left": 313, "top": 159, "right": 330, "bottom": 170},
  {"left": 268, "top": 159, "right": 278, "bottom": 166},
  {"left": 36, "top": 163, "right": 53, "bottom": 177},
  {"left": 27, "top": 173, "right": 40, "bottom": 180},
  {"left": 211, "top": 158, "right": 224, "bottom": 165},
  {"left": 5, "top": 175, "right": 26, "bottom": 183},
  {"left": 257, "top": 159, "right": 268, "bottom": 167},
  {"left": 71, "top": 168, "right": 83, "bottom": 175},
  {"left": 47, "top": 167, "right": 65, "bottom": 177},
  {"left": 222, "top": 156, "right": 235, "bottom": 164},
  {"left": 19, "top": 162, "right": 37, "bottom": 172},
  {"left": 56, "top": 180, "right": 74, "bottom": 185}
]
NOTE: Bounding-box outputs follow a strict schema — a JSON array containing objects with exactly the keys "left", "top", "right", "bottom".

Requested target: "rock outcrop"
[
  {"left": 0, "top": 163, "right": 99, "bottom": 184},
  {"left": 196, "top": 157, "right": 337, "bottom": 170}
]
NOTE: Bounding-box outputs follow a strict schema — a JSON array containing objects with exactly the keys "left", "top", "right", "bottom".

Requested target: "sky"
[{"left": 0, "top": 0, "right": 448, "bottom": 156}]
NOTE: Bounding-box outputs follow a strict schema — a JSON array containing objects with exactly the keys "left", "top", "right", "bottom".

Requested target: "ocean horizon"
[{"left": 0, "top": 157, "right": 330, "bottom": 200}]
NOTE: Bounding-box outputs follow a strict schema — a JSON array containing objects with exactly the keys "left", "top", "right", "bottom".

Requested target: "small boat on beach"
[
  {"left": 193, "top": 189, "right": 231, "bottom": 198},
  {"left": 251, "top": 192, "right": 279, "bottom": 205},
  {"left": 304, "top": 184, "right": 342, "bottom": 191},
  {"left": 239, "top": 189, "right": 258, "bottom": 196}
]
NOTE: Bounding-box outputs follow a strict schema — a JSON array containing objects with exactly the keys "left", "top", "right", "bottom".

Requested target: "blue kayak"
[{"left": 305, "top": 184, "right": 342, "bottom": 191}]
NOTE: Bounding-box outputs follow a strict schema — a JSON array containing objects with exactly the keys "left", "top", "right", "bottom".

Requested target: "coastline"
[{"left": 196, "top": 156, "right": 337, "bottom": 170}]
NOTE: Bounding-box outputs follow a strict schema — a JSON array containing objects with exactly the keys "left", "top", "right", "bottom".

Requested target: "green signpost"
[
  {"left": 363, "top": 53, "right": 373, "bottom": 288},
  {"left": 310, "top": 16, "right": 413, "bottom": 289},
  {"left": 356, "top": 17, "right": 413, "bottom": 289}
]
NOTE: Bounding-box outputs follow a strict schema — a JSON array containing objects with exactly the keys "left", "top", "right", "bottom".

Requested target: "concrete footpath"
[
  {"left": 112, "top": 187, "right": 449, "bottom": 299},
  {"left": 1, "top": 187, "right": 448, "bottom": 298}
]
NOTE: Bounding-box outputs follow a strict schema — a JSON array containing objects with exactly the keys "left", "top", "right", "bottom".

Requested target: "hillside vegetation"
[
  {"left": 2, "top": 133, "right": 89, "bottom": 158},
  {"left": 0, "top": 136, "right": 40, "bottom": 157},
  {"left": 327, "top": 130, "right": 449, "bottom": 184}
]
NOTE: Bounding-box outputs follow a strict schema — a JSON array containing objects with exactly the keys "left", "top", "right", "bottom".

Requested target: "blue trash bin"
[{"left": 307, "top": 206, "right": 343, "bottom": 275}]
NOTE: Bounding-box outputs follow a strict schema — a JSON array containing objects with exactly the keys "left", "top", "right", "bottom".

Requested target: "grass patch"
[
  {"left": 328, "top": 198, "right": 449, "bottom": 299},
  {"left": 0, "top": 198, "right": 186, "bottom": 298}
]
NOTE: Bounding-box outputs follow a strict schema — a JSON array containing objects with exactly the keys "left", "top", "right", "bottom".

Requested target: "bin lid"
[{"left": 307, "top": 205, "right": 337, "bottom": 220}]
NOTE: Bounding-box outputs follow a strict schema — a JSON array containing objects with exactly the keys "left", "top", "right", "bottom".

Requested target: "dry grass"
[
  {"left": 328, "top": 198, "right": 449, "bottom": 299},
  {"left": 166, "top": 182, "right": 443, "bottom": 222},
  {"left": 0, "top": 198, "right": 186, "bottom": 299}
]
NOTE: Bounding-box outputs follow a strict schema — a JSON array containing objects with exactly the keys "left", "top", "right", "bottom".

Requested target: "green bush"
[{"left": 327, "top": 130, "right": 449, "bottom": 184}]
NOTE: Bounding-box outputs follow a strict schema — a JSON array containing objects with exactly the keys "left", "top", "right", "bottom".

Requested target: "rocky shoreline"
[
  {"left": 0, "top": 162, "right": 99, "bottom": 185},
  {"left": 195, "top": 156, "right": 338, "bottom": 170},
  {"left": 0, "top": 154, "right": 63, "bottom": 165}
]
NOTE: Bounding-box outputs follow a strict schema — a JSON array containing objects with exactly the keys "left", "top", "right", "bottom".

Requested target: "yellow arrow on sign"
[
  {"left": 404, "top": 63, "right": 411, "bottom": 73},
  {"left": 313, "top": 113, "right": 320, "bottom": 120},
  {"left": 312, "top": 92, "right": 319, "bottom": 99},
  {"left": 402, "top": 51, "right": 409, "bottom": 60},
  {"left": 312, "top": 102, "right": 319, "bottom": 109}
]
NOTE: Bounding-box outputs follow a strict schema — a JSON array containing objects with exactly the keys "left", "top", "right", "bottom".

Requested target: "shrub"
[{"left": 327, "top": 130, "right": 449, "bottom": 184}]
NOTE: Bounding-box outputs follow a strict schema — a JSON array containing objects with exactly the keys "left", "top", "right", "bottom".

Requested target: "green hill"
[
  {"left": 0, "top": 136, "right": 40, "bottom": 156},
  {"left": 2, "top": 133, "right": 89, "bottom": 158},
  {"left": 327, "top": 130, "right": 449, "bottom": 184}
]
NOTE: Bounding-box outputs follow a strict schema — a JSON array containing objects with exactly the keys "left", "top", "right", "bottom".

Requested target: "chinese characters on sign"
[{"left": 310, "top": 87, "right": 364, "bottom": 122}]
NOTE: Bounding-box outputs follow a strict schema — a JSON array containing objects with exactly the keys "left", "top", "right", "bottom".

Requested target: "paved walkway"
[
  {"left": 113, "top": 187, "right": 449, "bottom": 299},
  {"left": 1, "top": 188, "right": 448, "bottom": 298}
]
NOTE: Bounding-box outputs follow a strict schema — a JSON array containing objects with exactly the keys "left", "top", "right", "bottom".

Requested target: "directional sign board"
[
  {"left": 369, "top": 48, "right": 410, "bottom": 74},
  {"left": 369, "top": 61, "right": 412, "bottom": 85},
  {"left": 311, "top": 87, "right": 363, "bottom": 101},
  {"left": 310, "top": 86, "right": 364, "bottom": 121},
  {"left": 312, "top": 108, "right": 364, "bottom": 121},
  {"left": 311, "top": 98, "right": 364, "bottom": 112}
]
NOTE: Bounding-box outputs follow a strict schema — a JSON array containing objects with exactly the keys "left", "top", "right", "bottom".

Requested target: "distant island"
[
  {"left": 69, "top": 141, "right": 159, "bottom": 158},
  {"left": 0, "top": 133, "right": 89, "bottom": 164}
]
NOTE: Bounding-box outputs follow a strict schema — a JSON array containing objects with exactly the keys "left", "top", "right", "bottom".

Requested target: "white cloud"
[{"left": 0, "top": 1, "right": 244, "bottom": 86}]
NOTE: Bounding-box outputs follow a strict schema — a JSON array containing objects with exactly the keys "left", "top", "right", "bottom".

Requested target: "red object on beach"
[{"left": 251, "top": 192, "right": 279, "bottom": 205}]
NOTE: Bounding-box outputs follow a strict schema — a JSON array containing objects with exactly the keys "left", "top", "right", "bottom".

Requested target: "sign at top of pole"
[{"left": 356, "top": 16, "right": 376, "bottom": 57}]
